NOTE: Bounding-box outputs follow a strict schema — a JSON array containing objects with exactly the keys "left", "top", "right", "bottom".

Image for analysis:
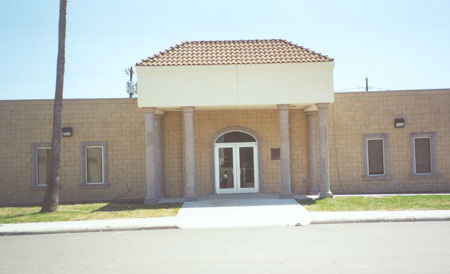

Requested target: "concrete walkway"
[
  {"left": 175, "top": 198, "right": 311, "bottom": 229},
  {"left": 1, "top": 194, "right": 450, "bottom": 235}
]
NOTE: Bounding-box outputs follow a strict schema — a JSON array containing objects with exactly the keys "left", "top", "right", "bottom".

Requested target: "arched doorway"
[{"left": 214, "top": 131, "right": 259, "bottom": 194}]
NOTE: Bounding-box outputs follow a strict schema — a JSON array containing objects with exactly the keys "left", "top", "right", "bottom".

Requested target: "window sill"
[
  {"left": 410, "top": 174, "right": 438, "bottom": 179},
  {"left": 81, "top": 183, "right": 109, "bottom": 189},
  {"left": 362, "top": 175, "right": 391, "bottom": 180},
  {"left": 31, "top": 185, "right": 47, "bottom": 190}
]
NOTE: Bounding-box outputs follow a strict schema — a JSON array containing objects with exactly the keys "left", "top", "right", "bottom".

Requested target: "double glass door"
[{"left": 214, "top": 142, "right": 258, "bottom": 194}]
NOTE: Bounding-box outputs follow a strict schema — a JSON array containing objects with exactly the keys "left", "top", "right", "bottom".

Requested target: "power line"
[
  {"left": 334, "top": 86, "right": 390, "bottom": 92},
  {"left": 0, "top": 74, "right": 55, "bottom": 80}
]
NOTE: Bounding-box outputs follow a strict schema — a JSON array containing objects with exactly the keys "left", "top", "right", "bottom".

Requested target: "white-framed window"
[
  {"left": 31, "top": 143, "right": 51, "bottom": 187},
  {"left": 411, "top": 132, "right": 436, "bottom": 176},
  {"left": 363, "top": 134, "right": 390, "bottom": 178},
  {"left": 81, "top": 142, "right": 108, "bottom": 186}
]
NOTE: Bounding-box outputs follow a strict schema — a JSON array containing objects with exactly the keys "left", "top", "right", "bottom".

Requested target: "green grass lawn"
[
  {"left": 0, "top": 202, "right": 182, "bottom": 224},
  {"left": 298, "top": 195, "right": 450, "bottom": 211}
]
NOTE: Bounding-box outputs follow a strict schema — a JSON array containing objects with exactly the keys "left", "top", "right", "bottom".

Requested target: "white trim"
[
  {"left": 213, "top": 129, "right": 257, "bottom": 143},
  {"left": 209, "top": 126, "right": 264, "bottom": 194},
  {"left": 413, "top": 136, "right": 432, "bottom": 175},
  {"left": 85, "top": 145, "right": 105, "bottom": 185},
  {"left": 366, "top": 138, "right": 385, "bottom": 176},
  {"left": 237, "top": 143, "right": 259, "bottom": 193},
  {"left": 36, "top": 147, "right": 51, "bottom": 187},
  {"left": 214, "top": 145, "right": 235, "bottom": 194}
]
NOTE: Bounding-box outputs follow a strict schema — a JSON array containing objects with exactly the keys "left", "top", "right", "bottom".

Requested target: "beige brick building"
[{"left": 1, "top": 40, "right": 449, "bottom": 205}]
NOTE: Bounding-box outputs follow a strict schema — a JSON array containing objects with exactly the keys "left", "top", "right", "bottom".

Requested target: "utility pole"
[{"left": 127, "top": 67, "right": 134, "bottom": 98}]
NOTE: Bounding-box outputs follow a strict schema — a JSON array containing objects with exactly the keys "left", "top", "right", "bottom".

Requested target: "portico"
[{"left": 136, "top": 39, "right": 335, "bottom": 203}]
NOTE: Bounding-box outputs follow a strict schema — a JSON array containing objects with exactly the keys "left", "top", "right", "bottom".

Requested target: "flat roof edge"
[
  {"left": 334, "top": 88, "right": 450, "bottom": 94},
  {"left": 0, "top": 98, "right": 137, "bottom": 102}
]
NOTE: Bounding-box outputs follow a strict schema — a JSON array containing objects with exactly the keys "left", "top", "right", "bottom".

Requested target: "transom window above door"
[{"left": 215, "top": 131, "right": 256, "bottom": 143}]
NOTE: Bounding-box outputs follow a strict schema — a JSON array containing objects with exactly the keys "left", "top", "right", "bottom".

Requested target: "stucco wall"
[
  {"left": 137, "top": 62, "right": 334, "bottom": 109},
  {"left": 0, "top": 89, "right": 449, "bottom": 204}
]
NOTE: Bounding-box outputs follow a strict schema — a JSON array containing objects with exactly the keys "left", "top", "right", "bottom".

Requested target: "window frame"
[
  {"left": 215, "top": 130, "right": 257, "bottom": 143},
  {"left": 366, "top": 138, "right": 385, "bottom": 176},
  {"left": 362, "top": 134, "right": 390, "bottom": 179},
  {"left": 85, "top": 146, "right": 105, "bottom": 184},
  {"left": 410, "top": 132, "right": 437, "bottom": 177},
  {"left": 31, "top": 143, "right": 51, "bottom": 188},
  {"left": 81, "top": 141, "right": 109, "bottom": 187}
]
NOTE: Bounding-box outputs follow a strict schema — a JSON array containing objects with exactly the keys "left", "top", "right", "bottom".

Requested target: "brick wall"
[
  {"left": 161, "top": 108, "right": 310, "bottom": 197},
  {"left": 0, "top": 99, "right": 146, "bottom": 204},
  {"left": 1, "top": 89, "right": 449, "bottom": 204},
  {"left": 162, "top": 111, "right": 184, "bottom": 197},
  {"left": 328, "top": 89, "right": 450, "bottom": 193}
]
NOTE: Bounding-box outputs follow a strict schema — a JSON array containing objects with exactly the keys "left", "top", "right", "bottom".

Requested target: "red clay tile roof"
[{"left": 137, "top": 39, "right": 333, "bottom": 67}]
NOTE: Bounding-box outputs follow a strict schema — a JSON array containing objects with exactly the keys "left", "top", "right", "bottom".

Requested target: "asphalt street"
[{"left": 1, "top": 221, "right": 449, "bottom": 274}]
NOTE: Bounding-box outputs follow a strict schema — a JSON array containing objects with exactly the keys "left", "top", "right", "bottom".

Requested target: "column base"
[
  {"left": 183, "top": 195, "right": 198, "bottom": 202},
  {"left": 144, "top": 197, "right": 159, "bottom": 205},
  {"left": 279, "top": 192, "right": 293, "bottom": 199},
  {"left": 307, "top": 191, "right": 320, "bottom": 196},
  {"left": 318, "top": 192, "right": 334, "bottom": 199}
]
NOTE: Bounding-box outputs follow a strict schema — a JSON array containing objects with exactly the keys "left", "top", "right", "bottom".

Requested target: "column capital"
[
  {"left": 182, "top": 107, "right": 195, "bottom": 113},
  {"left": 305, "top": 111, "right": 317, "bottom": 117},
  {"left": 277, "top": 104, "right": 290, "bottom": 110},
  {"left": 142, "top": 107, "right": 156, "bottom": 113},
  {"left": 316, "top": 103, "right": 330, "bottom": 109}
]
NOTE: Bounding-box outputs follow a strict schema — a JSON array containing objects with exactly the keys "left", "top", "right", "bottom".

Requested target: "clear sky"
[{"left": 0, "top": 0, "right": 449, "bottom": 100}]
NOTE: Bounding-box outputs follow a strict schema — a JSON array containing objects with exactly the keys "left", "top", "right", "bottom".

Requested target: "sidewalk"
[
  {"left": 0, "top": 217, "right": 176, "bottom": 235},
  {"left": 310, "top": 210, "right": 450, "bottom": 224},
  {"left": 1, "top": 208, "right": 450, "bottom": 235}
]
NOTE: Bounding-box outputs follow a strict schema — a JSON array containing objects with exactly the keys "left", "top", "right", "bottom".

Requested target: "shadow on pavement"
[{"left": 94, "top": 202, "right": 181, "bottom": 212}]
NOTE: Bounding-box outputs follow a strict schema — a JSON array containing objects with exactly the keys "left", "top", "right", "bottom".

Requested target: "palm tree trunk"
[{"left": 41, "top": 0, "right": 67, "bottom": 213}]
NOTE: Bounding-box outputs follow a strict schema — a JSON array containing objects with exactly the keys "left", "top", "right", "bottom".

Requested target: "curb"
[
  {"left": 311, "top": 217, "right": 450, "bottom": 224},
  {"left": 309, "top": 210, "right": 450, "bottom": 224},
  {"left": 0, "top": 217, "right": 177, "bottom": 236},
  {"left": 0, "top": 226, "right": 178, "bottom": 236}
]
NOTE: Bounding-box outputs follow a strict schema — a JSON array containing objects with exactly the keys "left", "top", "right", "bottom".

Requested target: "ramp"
[{"left": 176, "top": 198, "right": 311, "bottom": 229}]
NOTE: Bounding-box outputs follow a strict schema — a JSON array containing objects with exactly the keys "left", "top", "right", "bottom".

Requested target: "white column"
[
  {"left": 317, "top": 103, "right": 333, "bottom": 198},
  {"left": 306, "top": 111, "right": 319, "bottom": 195},
  {"left": 155, "top": 113, "right": 165, "bottom": 198},
  {"left": 144, "top": 107, "right": 158, "bottom": 204},
  {"left": 183, "top": 107, "right": 197, "bottom": 200},
  {"left": 278, "top": 104, "right": 292, "bottom": 198}
]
